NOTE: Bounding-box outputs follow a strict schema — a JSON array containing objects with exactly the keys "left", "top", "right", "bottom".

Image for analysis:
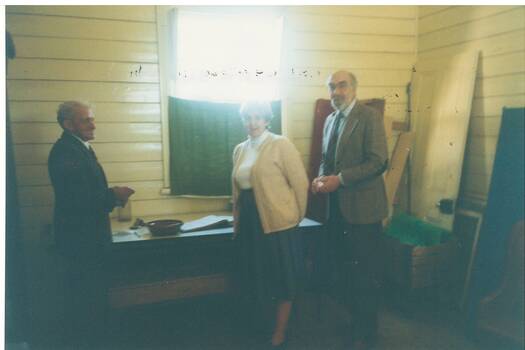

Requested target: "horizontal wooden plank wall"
[
  {"left": 5, "top": 4, "right": 417, "bottom": 333},
  {"left": 417, "top": 6, "right": 525, "bottom": 207},
  {"left": 16, "top": 6, "right": 523, "bottom": 235},
  {"left": 5, "top": 5, "right": 165, "bottom": 332},
  {"left": 283, "top": 5, "right": 417, "bottom": 169},
  {"left": 5, "top": 6, "right": 231, "bottom": 246},
  {"left": 6, "top": 5, "right": 418, "bottom": 244}
]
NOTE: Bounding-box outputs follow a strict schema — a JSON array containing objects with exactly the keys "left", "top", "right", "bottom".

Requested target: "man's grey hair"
[
  {"left": 326, "top": 71, "right": 358, "bottom": 89},
  {"left": 239, "top": 101, "right": 274, "bottom": 123},
  {"left": 56, "top": 101, "right": 91, "bottom": 127},
  {"left": 346, "top": 72, "right": 358, "bottom": 89}
]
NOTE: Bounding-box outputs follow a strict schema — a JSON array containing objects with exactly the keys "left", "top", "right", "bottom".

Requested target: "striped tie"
[{"left": 324, "top": 112, "right": 343, "bottom": 174}]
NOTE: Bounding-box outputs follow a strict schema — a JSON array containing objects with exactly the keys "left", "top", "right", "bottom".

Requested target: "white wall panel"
[{"left": 417, "top": 5, "right": 525, "bottom": 204}]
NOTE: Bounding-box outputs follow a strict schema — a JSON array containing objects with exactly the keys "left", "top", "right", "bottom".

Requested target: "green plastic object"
[{"left": 385, "top": 213, "right": 451, "bottom": 247}]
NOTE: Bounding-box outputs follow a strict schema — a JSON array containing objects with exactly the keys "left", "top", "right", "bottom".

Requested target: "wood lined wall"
[
  {"left": 6, "top": 5, "right": 418, "bottom": 246},
  {"left": 417, "top": 5, "right": 525, "bottom": 206},
  {"left": 284, "top": 6, "right": 417, "bottom": 165},
  {"left": 7, "top": 5, "right": 524, "bottom": 246},
  {"left": 6, "top": 6, "right": 231, "bottom": 247},
  {"left": 6, "top": 4, "right": 524, "bottom": 333},
  {"left": 5, "top": 6, "right": 164, "bottom": 328}
]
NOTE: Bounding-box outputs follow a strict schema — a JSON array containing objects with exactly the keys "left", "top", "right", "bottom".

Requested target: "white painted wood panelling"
[
  {"left": 6, "top": 6, "right": 171, "bottom": 248},
  {"left": 418, "top": 6, "right": 450, "bottom": 18},
  {"left": 418, "top": 6, "right": 521, "bottom": 34},
  {"left": 7, "top": 81, "right": 160, "bottom": 103},
  {"left": 417, "top": 5, "right": 525, "bottom": 203},
  {"left": 6, "top": 14, "right": 157, "bottom": 42},
  {"left": 418, "top": 30, "right": 525, "bottom": 60},
  {"left": 287, "top": 13, "right": 415, "bottom": 36},
  {"left": 292, "top": 6, "right": 417, "bottom": 18},
  {"left": 12, "top": 36, "right": 158, "bottom": 62},
  {"left": 469, "top": 116, "right": 502, "bottom": 137},
  {"left": 11, "top": 123, "right": 161, "bottom": 144},
  {"left": 418, "top": 7, "right": 524, "bottom": 52},
  {"left": 14, "top": 143, "right": 162, "bottom": 165},
  {"left": 473, "top": 73, "right": 525, "bottom": 98},
  {"left": 9, "top": 101, "right": 161, "bottom": 123},
  {"left": 284, "top": 5, "right": 417, "bottom": 172},
  {"left": 6, "top": 4, "right": 419, "bottom": 249},
  {"left": 9, "top": 5, "right": 522, "bottom": 326},
  {"left": 290, "top": 51, "right": 415, "bottom": 70},
  {"left": 9, "top": 58, "right": 159, "bottom": 83},
  {"left": 15, "top": 161, "right": 164, "bottom": 187},
  {"left": 5, "top": 5, "right": 417, "bottom": 332},
  {"left": 288, "top": 86, "right": 408, "bottom": 104},
  {"left": 289, "top": 101, "right": 408, "bottom": 122},
  {"left": 17, "top": 180, "right": 166, "bottom": 208},
  {"left": 293, "top": 32, "right": 416, "bottom": 53},
  {"left": 471, "top": 95, "right": 525, "bottom": 117},
  {"left": 6, "top": 5, "right": 156, "bottom": 22},
  {"left": 478, "top": 51, "right": 525, "bottom": 78},
  {"left": 466, "top": 136, "right": 498, "bottom": 157},
  {"left": 287, "top": 69, "right": 411, "bottom": 87}
]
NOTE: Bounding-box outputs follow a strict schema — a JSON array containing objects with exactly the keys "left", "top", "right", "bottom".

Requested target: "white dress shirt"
[
  {"left": 332, "top": 98, "right": 357, "bottom": 136},
  {"left": 70, "top": 132, "right": 91, "bottom": 150}
]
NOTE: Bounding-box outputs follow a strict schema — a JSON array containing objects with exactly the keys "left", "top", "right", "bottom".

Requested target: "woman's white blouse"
[{"left": 234, "top": 130, "right": 270, "bottom": 189}]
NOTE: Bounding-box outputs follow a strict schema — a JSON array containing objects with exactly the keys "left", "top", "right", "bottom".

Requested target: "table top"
[{"left": 112, "top": 214, "right": 322, "bottom": 244}]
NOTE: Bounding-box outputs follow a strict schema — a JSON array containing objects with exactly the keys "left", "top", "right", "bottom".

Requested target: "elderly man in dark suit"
[
  {"left": 312, "top": 71, "right": 388, "bottom": 350},
  {"left": 48, "top": 101, "right": 134, "bottom": 347}
]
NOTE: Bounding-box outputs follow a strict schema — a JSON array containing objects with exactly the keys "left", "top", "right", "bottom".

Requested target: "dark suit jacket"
[
  {"left": 320, "top": 101, "right": 388, "bottom": 224},
  {"left": 48, "top": 132, "right": 116, "bottom": 258}
]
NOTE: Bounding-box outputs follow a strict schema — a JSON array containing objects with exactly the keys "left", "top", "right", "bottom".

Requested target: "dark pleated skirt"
[{"left": 235, "top": 189, "right": 305, "bottom": 303}]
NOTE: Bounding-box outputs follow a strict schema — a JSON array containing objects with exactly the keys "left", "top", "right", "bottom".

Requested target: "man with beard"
[{"left": 312, "top": 71, "right": 388, "bottom": 350}]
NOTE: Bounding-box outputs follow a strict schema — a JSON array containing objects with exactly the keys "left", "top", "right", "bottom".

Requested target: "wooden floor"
[{"left": 21, "top": 289, "right": 516, "bottom": 350}]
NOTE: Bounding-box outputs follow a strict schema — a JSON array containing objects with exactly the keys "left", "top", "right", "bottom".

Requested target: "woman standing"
[{"left": 232, "top": 101, "right": 309, "bottom": 348}]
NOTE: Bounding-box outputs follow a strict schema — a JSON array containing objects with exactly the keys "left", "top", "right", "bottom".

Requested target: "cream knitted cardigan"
[{"left": 232, "top": 133, "right": 309, "bottom": 234}]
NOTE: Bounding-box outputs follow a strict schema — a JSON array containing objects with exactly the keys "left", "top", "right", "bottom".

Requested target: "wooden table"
[{"left": 108, "top": 216, "right": 322, "bottom": 308}]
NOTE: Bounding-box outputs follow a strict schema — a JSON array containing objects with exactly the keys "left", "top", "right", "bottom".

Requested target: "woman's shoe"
[{"left": 269, "top": 338, "right": 288, "bottom": 349}]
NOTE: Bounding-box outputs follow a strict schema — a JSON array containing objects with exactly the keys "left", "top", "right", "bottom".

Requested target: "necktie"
[{"left": 324, "top": 112, "right": 343, "bottom": 174}]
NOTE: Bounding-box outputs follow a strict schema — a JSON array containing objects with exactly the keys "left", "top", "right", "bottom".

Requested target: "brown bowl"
[{"left": 147, "top": 219, "right": 183, "bottom": 236}]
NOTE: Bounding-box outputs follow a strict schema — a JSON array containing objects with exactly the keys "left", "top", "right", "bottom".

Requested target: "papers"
[
  {"left": 112, "top": 226, "right": 149, "bottom": 242},
  {"left": 180, "top": 215, "right": 233, "bottom": 233}
]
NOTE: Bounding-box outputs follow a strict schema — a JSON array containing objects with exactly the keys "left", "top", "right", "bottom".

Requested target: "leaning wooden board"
[
  {"left": 384, "top": 131, "right": 413, "bottom": 217},
  {"left": 409, "top": 51, "right": 479, "bottom": 230}
]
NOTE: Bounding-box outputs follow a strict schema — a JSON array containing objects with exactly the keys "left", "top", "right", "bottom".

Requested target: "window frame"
[{"left": 156, "top": 5, "right": 291, "bottom": 194}]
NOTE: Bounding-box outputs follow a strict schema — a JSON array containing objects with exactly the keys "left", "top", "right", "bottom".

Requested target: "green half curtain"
[{"left": 168, "top": 97, "right": 281, "bottom": 196}]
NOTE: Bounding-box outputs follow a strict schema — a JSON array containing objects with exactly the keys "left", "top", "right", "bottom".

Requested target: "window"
[
  {"left": 166, "top": 8, "right": 284, "bottom": 196},
  {"left": 170, "top": 9, "right": 283, "bottom": 102}
]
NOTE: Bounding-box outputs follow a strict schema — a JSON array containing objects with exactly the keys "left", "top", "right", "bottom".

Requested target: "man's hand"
[
  {"left": 311, "top": 176, "right": 324, "bottom": 194},
  {"left": 112, "top": 186, "right": 135, "bottom": 203},
  {"left": 317, "top": 175, "right": 340, "bottom": 193}
]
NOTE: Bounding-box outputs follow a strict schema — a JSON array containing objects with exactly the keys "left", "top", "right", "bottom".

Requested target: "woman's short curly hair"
[{"left": 239, "top": 101, "right": 274, "bottom": 123}]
